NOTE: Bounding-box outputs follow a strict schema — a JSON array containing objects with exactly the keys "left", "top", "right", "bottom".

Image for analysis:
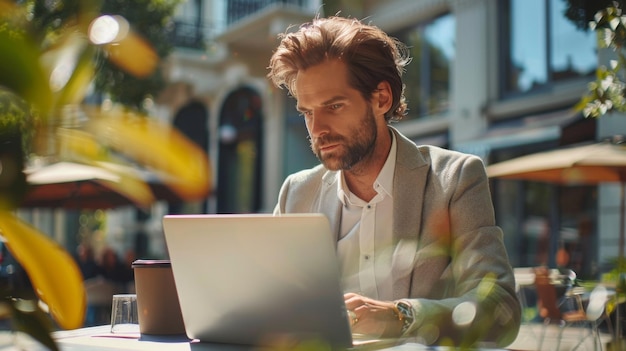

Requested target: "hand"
[{"left": 344, "top": 292, "right": 403, "bottom": 338}]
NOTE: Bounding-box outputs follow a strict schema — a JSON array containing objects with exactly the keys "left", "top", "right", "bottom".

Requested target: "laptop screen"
[{"left": 162, "top": 213, "right": 353, "bottom": 348}]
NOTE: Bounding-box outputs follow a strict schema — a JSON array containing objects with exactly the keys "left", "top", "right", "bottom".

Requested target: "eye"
[
  {"left": 328, "top": 104, "right": 342, "bottom": 111},
  {"left": 299, "top": 110, "right": 313, "bottom": 118}
]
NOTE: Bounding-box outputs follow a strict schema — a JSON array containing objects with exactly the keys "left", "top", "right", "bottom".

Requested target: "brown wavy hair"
[{"left": 267, "top": 16, "right": 411, "bottom": 122}]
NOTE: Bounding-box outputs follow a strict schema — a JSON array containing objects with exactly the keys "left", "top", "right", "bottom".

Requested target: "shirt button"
[
  {"left": 367, "top": 205, "right": 371, "bottom": 209},
  {"left": 364, "top": 255, "right": 370, "bottom": 260}
]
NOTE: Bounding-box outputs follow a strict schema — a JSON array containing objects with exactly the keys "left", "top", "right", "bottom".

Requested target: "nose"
[{"left": 306, "top": 111, "right": 330, "bottom": 139}]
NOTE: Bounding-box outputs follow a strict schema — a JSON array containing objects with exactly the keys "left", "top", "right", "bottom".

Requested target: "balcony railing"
[
  {"left": 227, "top": 0, "right": 308, "bottom": 25},
  {"left": 169, "top": 21, "right": 207, "bottom": 50},
  {"left": 169, "top": 0, "right": 310, "bottom": 50}
]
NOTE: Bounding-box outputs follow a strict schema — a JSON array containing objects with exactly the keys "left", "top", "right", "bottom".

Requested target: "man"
[{"left": 267, "top": 16, "right": 520, "bottom": 347}]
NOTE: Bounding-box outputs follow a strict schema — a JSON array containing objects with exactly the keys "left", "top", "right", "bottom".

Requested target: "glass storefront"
[{"left": 500, "top": 0, "right": 596, "bottom": 97}]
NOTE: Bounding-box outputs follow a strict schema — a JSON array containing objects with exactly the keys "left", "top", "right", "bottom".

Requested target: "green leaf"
[
  {"left": 53, "top": 38, "right": 97, "bottom": 106},
  {"left": 0, "top": 31, "right": 52, "bottom": 117},
  {"left": 11, "top": 299, "right": 58, "bottom": 351}
]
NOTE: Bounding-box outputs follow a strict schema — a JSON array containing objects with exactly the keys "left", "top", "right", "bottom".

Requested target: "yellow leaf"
[
  {"left": 55, "top": 128, "right": 157, "bottom": 207},
  {"left": 85, "top": 107, "right": 212, "bottom": 200},
  {"left": 103, "top": 32, "right": 158, "bottom": 78},
  {"left": 57, "top": 128, "right": 108, "bottom": 162},
  {"left": 96, "top": 170, "right": 155, "bottom": 208},
  {"left": 0, "top": 212, "right": 86, "bottom": 329}
]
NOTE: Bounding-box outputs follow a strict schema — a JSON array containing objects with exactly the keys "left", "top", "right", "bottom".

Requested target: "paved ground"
[{"left": 507, "top": 322, "right": 614, "bottom": 351}]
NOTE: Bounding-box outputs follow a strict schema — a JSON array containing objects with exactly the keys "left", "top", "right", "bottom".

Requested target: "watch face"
[
  {"left": 395, "top": 301, "right": 414, "bottom": 334},
  {"left": 396, "top": 301, "right": 414, "bottom": 321}
]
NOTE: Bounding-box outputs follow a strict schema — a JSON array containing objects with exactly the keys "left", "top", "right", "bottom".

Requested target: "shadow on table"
[
  {"left": 139, "top": 333, "right": 191, "bottom": 343},
  {"left": 139, "top": 334, "right": 276, "bottom": 350},
  {"left": 190, "top": 343, "right": 259, "bottom": 351}
]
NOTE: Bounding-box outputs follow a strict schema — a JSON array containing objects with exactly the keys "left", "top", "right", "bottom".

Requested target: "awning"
[{"left": 454, "top": 108, "right": 583, "bottom": 158}]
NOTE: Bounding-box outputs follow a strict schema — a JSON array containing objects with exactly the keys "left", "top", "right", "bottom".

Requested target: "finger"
[
  {"left": 354, "top": 303, "right": 369, "bottom": 313},
  {"left": 344, "top": 292, "right": 364, "bottom": 304},
  {"left": 344, "top": 294, "right": 364, "bottom": 309},
  {"left": 345, "top": 298, "right": 367, "bottom": 311},
  {"left": 344, "top": 292, "right": 358, "bottom": 299}
]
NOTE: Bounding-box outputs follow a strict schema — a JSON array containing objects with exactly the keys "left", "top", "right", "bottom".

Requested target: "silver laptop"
[{"left": 162, "top": 213, "right": 358, "bottom": 349}]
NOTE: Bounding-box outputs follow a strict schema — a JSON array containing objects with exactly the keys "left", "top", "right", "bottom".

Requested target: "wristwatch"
[{"left": 394, "top": 300, "right": 414, "bottom": 334}]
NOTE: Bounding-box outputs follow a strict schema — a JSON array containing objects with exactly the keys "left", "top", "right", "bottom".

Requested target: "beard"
[{"left": 310, "top": 107, "right": 377, "bottom": 171}]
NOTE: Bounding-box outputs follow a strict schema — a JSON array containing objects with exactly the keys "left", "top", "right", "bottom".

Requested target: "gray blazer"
[{"left": 273, "top": 127, "right": 521, "bottom": 347}]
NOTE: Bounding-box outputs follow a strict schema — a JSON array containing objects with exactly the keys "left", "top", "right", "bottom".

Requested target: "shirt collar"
[{"left": 337, "top": 131, "right": 397, "bottom": 205}]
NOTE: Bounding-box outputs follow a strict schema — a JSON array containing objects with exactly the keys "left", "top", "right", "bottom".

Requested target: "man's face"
[
  {"left": 294, "top": 60, "right": 380, "bottom": 171},
  {"left": 312, "top": 107, "right": 378, "bottom": 171}
]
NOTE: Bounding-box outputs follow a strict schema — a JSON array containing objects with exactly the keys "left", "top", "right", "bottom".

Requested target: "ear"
[{"left": 372, "top": 81, "right": 393, "bottom": 116}]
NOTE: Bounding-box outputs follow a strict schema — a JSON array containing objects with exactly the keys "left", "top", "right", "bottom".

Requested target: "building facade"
[
  {"left": 17, "top": 0, "right": 625, "bottom": 279},
  {"left": 159, "top": 0, "right": 626, "bottom": 279}
]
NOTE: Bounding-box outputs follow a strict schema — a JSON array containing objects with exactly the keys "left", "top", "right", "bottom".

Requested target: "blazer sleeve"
[{"left": 404, "top": 154, "right": 521, "bottom": 348}]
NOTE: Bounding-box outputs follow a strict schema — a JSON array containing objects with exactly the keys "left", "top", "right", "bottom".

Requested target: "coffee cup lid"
[{"left": 132, "top": 259, "right": 171, "bottom": 268}]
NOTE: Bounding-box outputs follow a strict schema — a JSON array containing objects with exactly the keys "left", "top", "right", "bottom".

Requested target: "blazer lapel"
[
  {"left": 317, "top": 170, "right": 343, "bottom": 247},
  {"left": 389, "top": 127, "right": 430, "bottom": 298}
]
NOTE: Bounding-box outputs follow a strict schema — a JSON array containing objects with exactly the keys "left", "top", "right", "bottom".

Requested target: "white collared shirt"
[{"left": 337, "top": 133, "right": 396, "bottom": 300}]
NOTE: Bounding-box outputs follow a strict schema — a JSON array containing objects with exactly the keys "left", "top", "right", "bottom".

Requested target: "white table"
[{"left": 0, "top": 325, "right": 509, "bottom": 351}]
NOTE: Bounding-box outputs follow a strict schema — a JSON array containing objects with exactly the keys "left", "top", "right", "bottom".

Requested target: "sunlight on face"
[{"left": 310, "top": 107, "right": 377, "bottom": 171}]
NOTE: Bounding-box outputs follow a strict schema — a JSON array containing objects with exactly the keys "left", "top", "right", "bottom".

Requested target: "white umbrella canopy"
[
  {"left": 22, "top": 161, "right": 190, "bottom": 209},
  {"left": 486, "top": 140, "right": 626, "bottom": 266},
  {"left": 486, "top": 141, "right": 626, "bottom": 185}
]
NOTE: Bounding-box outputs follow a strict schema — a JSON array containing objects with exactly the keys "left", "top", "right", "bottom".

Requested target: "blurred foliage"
[
  {"left": 95, "top": 0, "right": 181, "bottom": 110},
  {"left": 0, "top": 0, "right": 210, "bottom": 349},
  {"left": 603, "top": 257, "right": 626, "bottom": 289},
  {"left": 572, "top": 2, "right": 626, "bottom": 117},
  {"left": 0, "top": 89, "right": 31, "bottom": 210},
  {"left": 0, "top": 88, "right": 36, "bottom": 155},
  {"left": 13, "top": 0, "right": 182, "bottom": 111},
  {"left": 563, "top": 0, "right": 624, "bottom": 31}
]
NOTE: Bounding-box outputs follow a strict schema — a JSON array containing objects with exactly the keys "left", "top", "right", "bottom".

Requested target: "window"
[
  {"left": 501, "top": 0, "right": 596, "bottom": 97},
  {"left": 171, "top": 0, "right": 204, "bottom": 48},
  {"left": 392, "top": 14, "right": 455, "bottom": 120},
  {"left": 217, "top": 87, "right": 264, "bottom": 213}
]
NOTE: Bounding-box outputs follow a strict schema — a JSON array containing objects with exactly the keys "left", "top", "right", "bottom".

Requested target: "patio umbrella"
[
  {"left": 22, "top": 162, "right": 191, "bottom": 209},
  {"left": 486, "top": 141, "right": 626, "bottom": 261},
  {"left": 486, "top": 140, "right": 626, "bottom": 346}
]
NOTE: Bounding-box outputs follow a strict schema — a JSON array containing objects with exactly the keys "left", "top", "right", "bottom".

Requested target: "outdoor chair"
[
  {"left": 534, "top": 266, "right": 611, "bottom": 351},
  {"left": 514, "top": 267, "right": 538, "bottom": 324}
]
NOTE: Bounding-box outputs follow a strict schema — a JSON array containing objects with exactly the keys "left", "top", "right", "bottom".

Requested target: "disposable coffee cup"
[{"left": 132, "top": 259, "right": 186, "bottom": 336}]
